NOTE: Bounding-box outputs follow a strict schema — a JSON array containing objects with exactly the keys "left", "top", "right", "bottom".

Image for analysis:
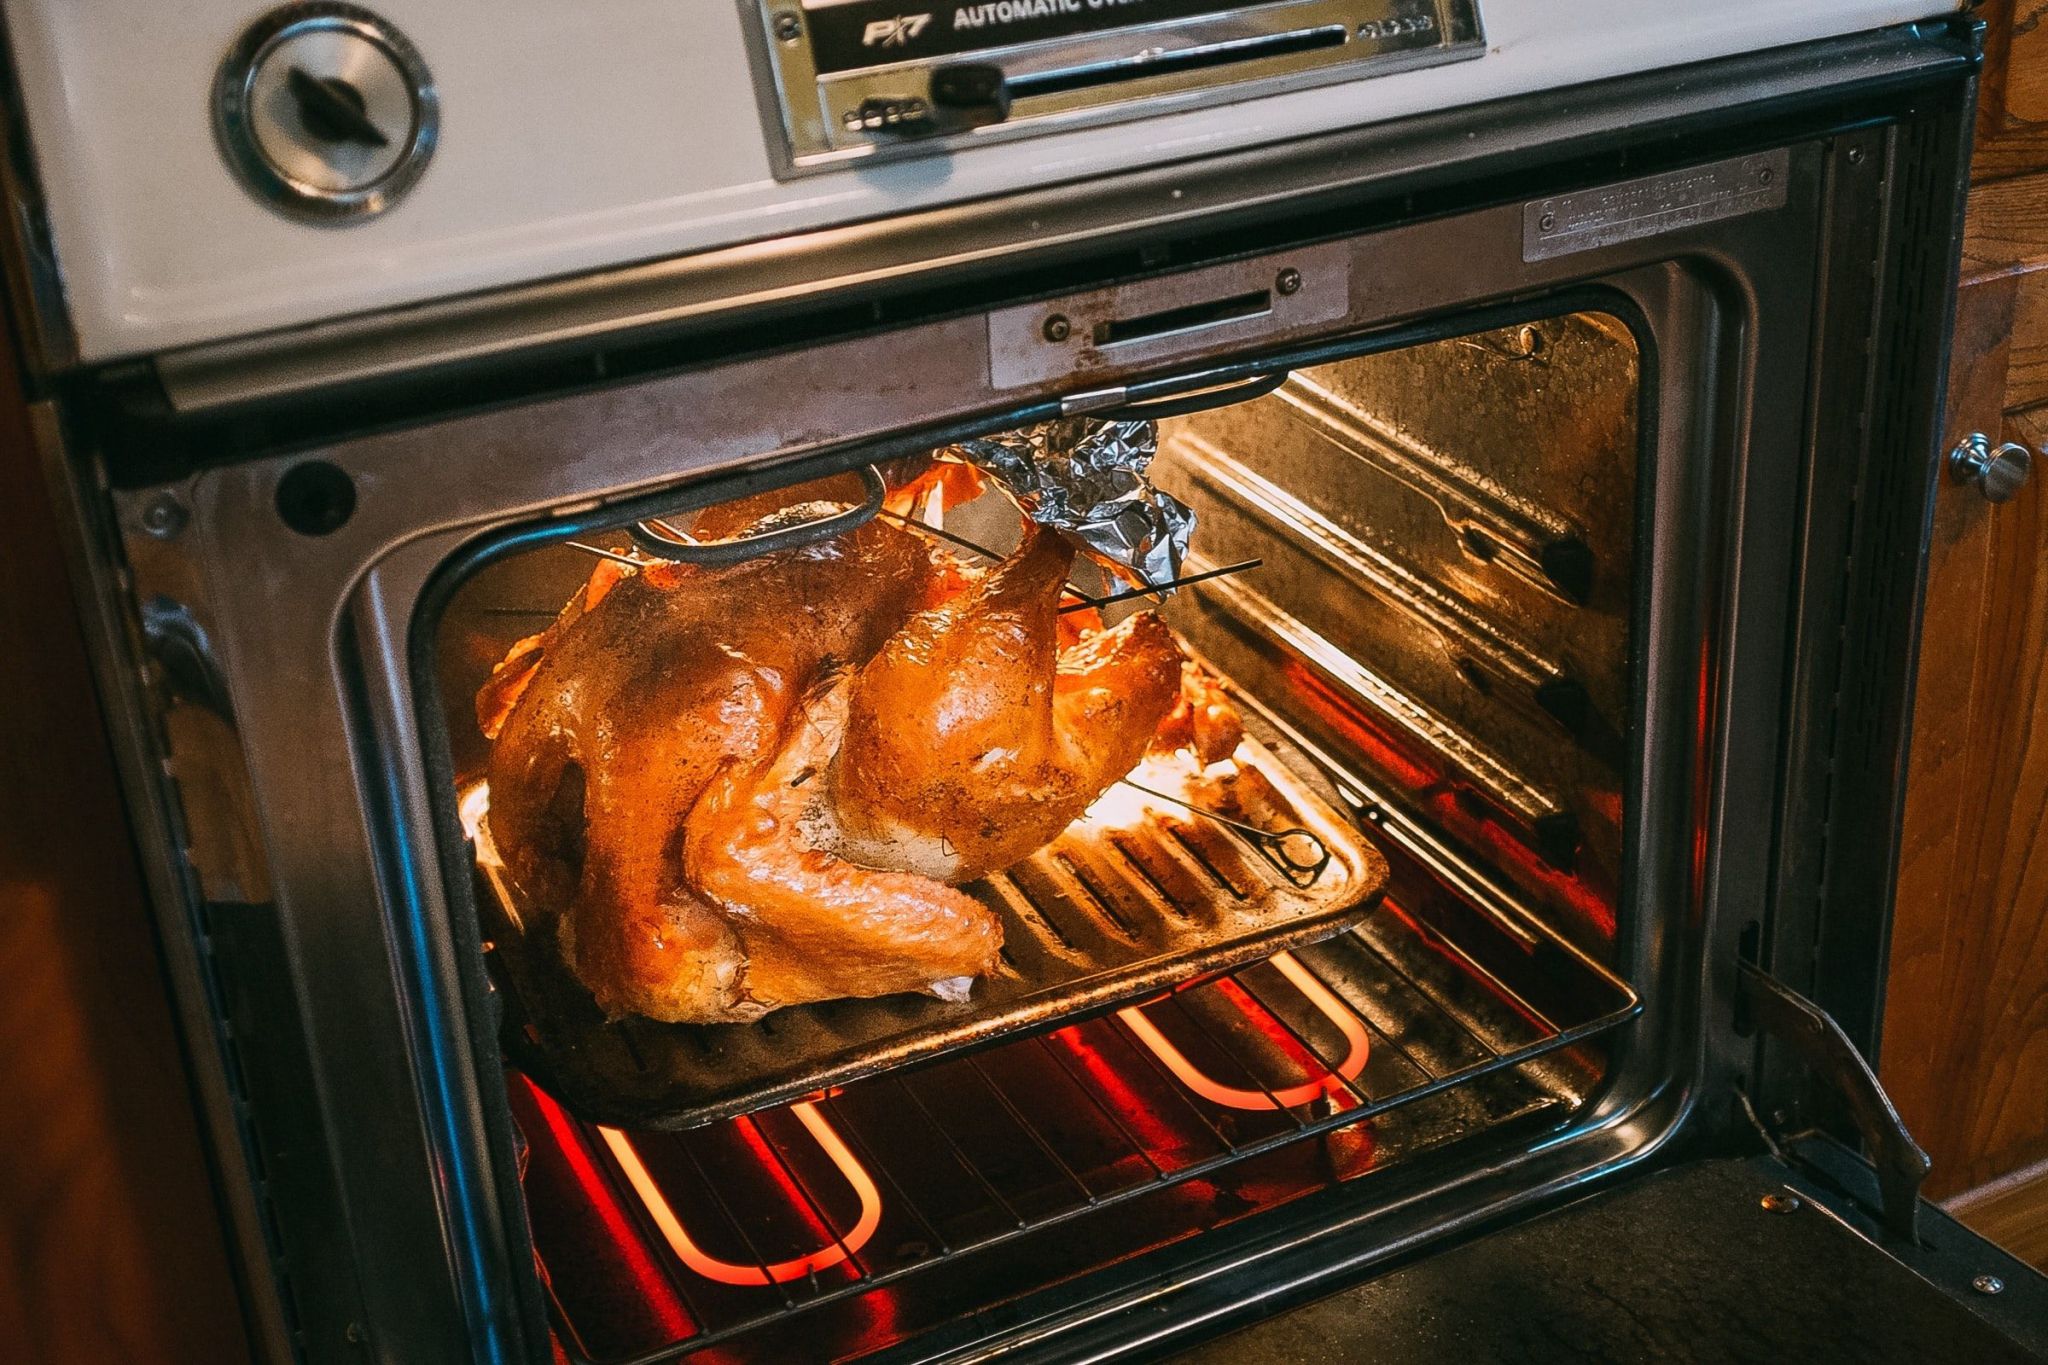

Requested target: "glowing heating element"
[
  {"left": 600, "top": 1102, "right": 883, "bottom": 1286},
  {"left": 1119, "top": 951, "right": 1371, "bottom": 1109}
]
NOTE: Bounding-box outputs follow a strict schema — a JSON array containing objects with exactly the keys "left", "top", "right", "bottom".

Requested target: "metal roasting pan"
[{"left": 469, "top": 716, "right": 1391, "bottom": 1131}]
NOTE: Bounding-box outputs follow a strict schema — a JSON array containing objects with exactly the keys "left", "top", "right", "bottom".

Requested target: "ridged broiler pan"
[{"left": 470, "top": 713, "right": 1389, "bottom": 1131}]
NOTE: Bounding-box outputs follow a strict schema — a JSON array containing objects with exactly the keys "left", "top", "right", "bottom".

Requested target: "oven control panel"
[{"left": 754, "top": 0, "right": 1484, "bottom": 172}]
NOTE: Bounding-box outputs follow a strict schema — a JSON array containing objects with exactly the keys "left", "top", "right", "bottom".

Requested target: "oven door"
[{"left": 1147, "top": 1148, "right": 2048, "bottom": 1365}]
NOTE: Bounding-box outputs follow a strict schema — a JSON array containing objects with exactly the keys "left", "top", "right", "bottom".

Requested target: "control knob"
[{"left": 213, "top": 3, "right": 437, "bottom": 221}]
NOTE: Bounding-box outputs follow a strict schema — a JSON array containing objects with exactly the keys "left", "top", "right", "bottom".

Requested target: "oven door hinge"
[{"left": 1736, "top": 959, "right": 1931, "bottom": 1242}]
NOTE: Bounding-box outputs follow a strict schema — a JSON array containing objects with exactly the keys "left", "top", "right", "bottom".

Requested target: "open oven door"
[
  {"left": 959, "top": 958, "right": 2048, "bottom": 1364},
  {"left": 1169, "top": 1146, "right": 2048, "bottom": 1364},
  {"left": 1154, "top": 959, "right": 2048, "bottom": 1364}
]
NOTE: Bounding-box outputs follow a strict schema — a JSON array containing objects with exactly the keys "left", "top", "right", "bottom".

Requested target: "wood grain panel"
[
  {"left": 1886, "top": 400, "right": 2048, "bottom": 1199},
  {"left": 1950, "top": 1155, "right": 2048, "bottom": 1271},
  {"left": 1970, "top": 0, "right": 2048, "bottom": 185},
  {"left": 1962, "top": 170, "right": 2048, "bottom": 414},
  {"left": 1884, "top": 267, "right": 2018, "bottom": 1178},
  {"left": 0, "top": 341, "right": 253, "bottom": 1360}
]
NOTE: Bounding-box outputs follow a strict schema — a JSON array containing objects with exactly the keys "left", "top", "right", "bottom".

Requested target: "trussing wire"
[
  {"left": 872, "top": 508, "right": 1264, "bottom": 614},
  {"left": 1117, "top": 778, "right": 1331, "bottom": 884},
  {"left": 564, "top": 540, "right": 641, "bottom": 566},
  {"left": 874, "top": 507, "right": 1007, "bottom": 563},
  {"left": 1056, "top": 558, "right": 1263, "bottom": 615}
]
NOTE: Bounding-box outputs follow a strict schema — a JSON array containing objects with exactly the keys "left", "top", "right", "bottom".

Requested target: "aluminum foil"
[{"left": 948, "top": 416, "right": 1194, "bottom": 593}]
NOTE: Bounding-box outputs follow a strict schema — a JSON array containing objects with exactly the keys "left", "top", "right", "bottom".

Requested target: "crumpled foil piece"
[{"left": 947, "top": 416, "right": 1195, "bottom": 594}]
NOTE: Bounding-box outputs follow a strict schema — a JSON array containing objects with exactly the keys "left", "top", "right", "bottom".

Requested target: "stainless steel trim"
[
  {"left": 987, "top": 241, "right": 1349, "bottom": 388},
  {"left": 145, "top": 27, "right": 1964, "bottom": 411},
  {"left": 30, "top": 421, "right": 297, "bottom": 1363},
  {"left": 779, "top": 0, "right": 1483, "bottom": 171},
  {"left": 1522, "top": 147, "right": 1791, "bottom": 262}
]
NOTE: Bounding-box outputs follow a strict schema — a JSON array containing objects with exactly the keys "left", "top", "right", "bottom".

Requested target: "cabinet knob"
[{"left": 1949, "top": 431, "right": 2034, "bottom": 504}]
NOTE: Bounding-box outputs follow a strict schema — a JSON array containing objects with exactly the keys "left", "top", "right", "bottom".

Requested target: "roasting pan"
[{"left": 467, "top": 713, "right": 1391, "bottom": 1130}]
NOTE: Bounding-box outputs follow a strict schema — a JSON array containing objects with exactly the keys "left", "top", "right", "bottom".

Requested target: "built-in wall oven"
[{"left": 7, "top": 1, "right": 2048, "bottom": 1361}]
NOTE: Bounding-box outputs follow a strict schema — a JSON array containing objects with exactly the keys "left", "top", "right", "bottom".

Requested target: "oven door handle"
[
  {"left": 626, "top": 463, "right": 888, "bottom": 564},
  {"left": 1085, "top": 369, "right": 1291, "bottom": 422}
]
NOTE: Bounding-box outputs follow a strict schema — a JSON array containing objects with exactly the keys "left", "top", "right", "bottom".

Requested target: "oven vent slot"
[{"left": 1093, "top": 290, "right": 1273, "bottom": 348}]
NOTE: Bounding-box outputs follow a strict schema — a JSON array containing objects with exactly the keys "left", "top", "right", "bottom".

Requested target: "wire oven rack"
[{"left": 515, "top": 882, "right": 1641, "bottom": 1364}]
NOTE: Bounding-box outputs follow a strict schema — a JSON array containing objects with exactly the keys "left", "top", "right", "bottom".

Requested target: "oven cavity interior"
[{"left": 427, "top": 308, "right": 1642, "bottom": 1363}]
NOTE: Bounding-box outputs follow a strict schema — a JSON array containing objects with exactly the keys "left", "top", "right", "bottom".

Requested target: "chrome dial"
[{"left": 213, "top": 3, "right": 436, "bottom": 222}]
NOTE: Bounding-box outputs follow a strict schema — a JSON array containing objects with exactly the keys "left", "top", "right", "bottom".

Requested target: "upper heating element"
[
  {"left": 757, "top": 0, "right": 1482, "bottom": 168},
  {"left": 0, "top": 0, "right": 1957, "bottom": 361}
]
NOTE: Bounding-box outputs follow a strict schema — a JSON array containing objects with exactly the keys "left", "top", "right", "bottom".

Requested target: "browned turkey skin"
[
  {"left": 825, "top": 524, "right": 1183, "bottom": 883},
  {"left": 482, "top": 489, "right": 1209, "bottom": 1026},
  {"left": 484, "top": 510, "right": 985, "bottom": 1023}
]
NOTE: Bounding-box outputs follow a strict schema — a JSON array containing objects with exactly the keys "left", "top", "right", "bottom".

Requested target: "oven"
[{"left": 8, "top": 2, "right": 2048, "bottom": 1361}]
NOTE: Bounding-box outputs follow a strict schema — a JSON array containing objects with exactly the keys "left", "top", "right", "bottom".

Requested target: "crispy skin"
[
  {"left": 475, "top": 559, "right": 628, "bottom": 740},
  {"left": 828, "top": 524, "right": 1184, "bottom": 883},
  {"left": 1152, "top": 660, "right": 1245, "bottom": 766},
  {"left": 685, "top": 674, "right": 1001, "bottom": 1011},
  {"left": 485, "top": 512, "right": 948, "bottom": 1022}
]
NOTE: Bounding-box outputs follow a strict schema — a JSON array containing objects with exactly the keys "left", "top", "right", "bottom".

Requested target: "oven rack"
[{"left": 520, "top": 887, "right": 1641, "bottom": 1364}]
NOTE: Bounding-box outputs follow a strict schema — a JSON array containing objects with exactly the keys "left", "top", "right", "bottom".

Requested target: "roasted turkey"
[
  {"left": 480, "top": 485, "right": 1199, "bottom": 1025},
  {"left": 823, "top": 523, "right": 1182, "bottom": 883}
]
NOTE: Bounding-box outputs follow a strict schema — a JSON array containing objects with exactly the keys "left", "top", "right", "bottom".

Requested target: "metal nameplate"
[
  {"left": 756, "top": 0, "right": 1484, "bottom": 173},
  {"left": 1522, "top": 149, "right": 1791, "bottom": 262},
  {"left": 803, "top": 0, "right": 1275, "bottom": 76}
]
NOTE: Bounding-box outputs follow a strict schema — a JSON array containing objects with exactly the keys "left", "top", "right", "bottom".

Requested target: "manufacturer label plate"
[
  {"left": 1523, "top": 149, "right": 1790, "bottom": 262},
  {"left": 803, "top": 0, "right": 1263, "bottom": 74}
]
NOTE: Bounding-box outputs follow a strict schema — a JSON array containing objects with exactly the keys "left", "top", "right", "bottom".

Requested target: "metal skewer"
[
  {"left": 1058, "top": 559, "right": 1263, "bottom": 614},
  {"left": 1116, "top": 777, "right": 1333, "bottom": 883},
  {"left": 564, "top": 541, "right": 642, "bottom": 567},
  {"left": 876, "top": 508, "right": 1263, "bottom": 612},
  {"left": 875, "top": 507, "right": 1004, "bottom": 561}
]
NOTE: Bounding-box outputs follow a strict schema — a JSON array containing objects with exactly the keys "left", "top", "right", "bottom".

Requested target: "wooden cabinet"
[
  {"left": 1970, "top": 0, "right": 2048, "bottom": 186},
  {"left": 1881, "top": 5, "right": 2048, "bottom": 1206},
  {"left": 0, "top": 353, "right": 252, "bottom": 1359}
]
